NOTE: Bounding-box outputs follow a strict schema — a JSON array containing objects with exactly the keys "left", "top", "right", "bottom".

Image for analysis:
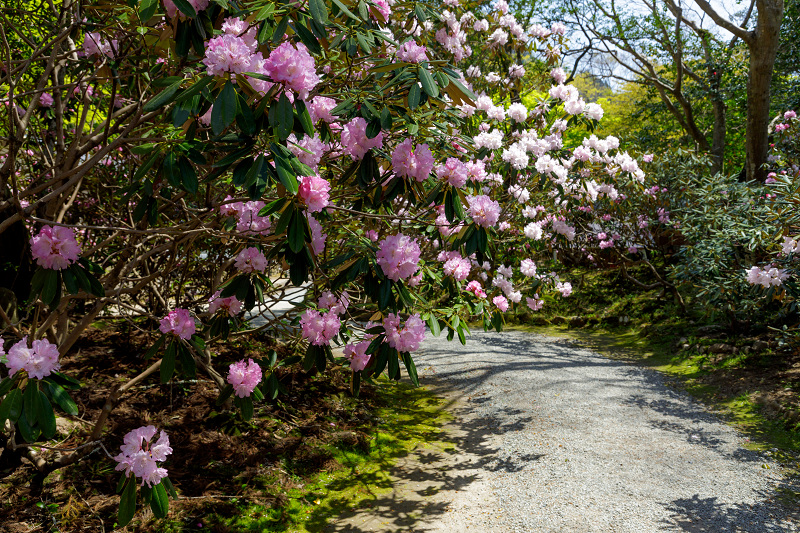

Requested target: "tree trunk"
[
  {"left": 745, "top": 0, "right": 784, "bottom": 181},
  {"left": 710, "top": 76, "right": 727, "bottom": 174}
]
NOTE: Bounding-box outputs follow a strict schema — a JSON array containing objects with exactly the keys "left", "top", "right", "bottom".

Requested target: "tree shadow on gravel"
[{"left": 660, "top": 483, "right": 800, "bottom": 532}]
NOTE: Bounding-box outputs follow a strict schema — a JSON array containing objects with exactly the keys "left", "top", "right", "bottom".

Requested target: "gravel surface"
[{"left": 407, "top": 330, "right": 800, "bottom": 533}]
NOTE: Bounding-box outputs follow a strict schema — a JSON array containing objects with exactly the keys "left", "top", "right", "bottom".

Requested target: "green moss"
[{"left": 154, "top": 379, "right": 452, "bottom": 532}]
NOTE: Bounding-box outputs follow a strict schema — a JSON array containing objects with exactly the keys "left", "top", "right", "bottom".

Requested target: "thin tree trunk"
[{"left": 745, "top": 0, "right": 784, "bottom": 181}]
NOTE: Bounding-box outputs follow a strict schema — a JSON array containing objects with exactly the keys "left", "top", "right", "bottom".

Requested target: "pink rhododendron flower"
[
  {"left": 436, "top": 158, "right": 468, "bottom": 188},
  {"left": 227, "top": 359, "right": 262, "bottom": 398},
  {"left": 159, "top": 309, "right": 196, "bottom": 340},
  {"left": 396, "top": 40, "right": 428, "bottom": 63},
  {"left": 264, "top": 42, "right": 320, "bottom": 100},
  {"left": 466, "top": 195, "right": 501, "bottom": 228},
  {"left": 746, "top": 266, "right": 788, "bottom": 288},
  {"left": 298, "top": 174, "right": 331, "bottom": 213},
  {"left": 203, "top": 34, "right": 257, "bottom": 77},
  {"left": 114, "top": 426, "right": 172, "bottom": 487},
  {"left": 308, "top": 96, "right": 337, "bottom": 124},
  {"left": 4, "top": 336, "right": 60, "bottom": 380},
  {"left": 784, "top": 110, "right": 797, "bottom": 120},
  {"left": 222, "top": 200, "right": 272, "bottom": 235},
  {"left": 318, "top": 291, "right": 350, "bottom": 315},
  {"left": 383, "top": 313, "right": 426, "bottom": 353},
  {"left": 83, "top": 32, "right": 117, "bottom": 59},
  {"left": 341, "top": 117, "right": 384, "bottom": 160},
  {"left": 439, "top": 251, "right": 471, "bottom": 281},
  {"left": 376, "top": 233, "right": 421, "bottom": 281},
  {"left": 493, "top": 295, "right": 509, "bottom": 312},
  {"left": 465, "top": 280, "right": 486, "bottom": 298},
  {"left": 300, "top": 309, "right": 341, "bottom": 345},
  {"left": 556, "top": 281, "right": 572, "bottom": 297},
  {"left": 520, "top": 258, "right": 537, "bottom": 277},
  {"left": 30, "top": 225, "right": 81, "bottom": 270},
  {"left": 234, "top": 247, "right": 268, "bottom": 273},
  {"left": 344, "top": 341, "right": 371, "bottom": 371},
  {"left": 391, "top": 138, "right": 435, "bottom": 182},
  {"left": 288, "top": 133, "right": 326, "bottom": 170},
  {"left": 39, "top": 93, "right": 54, "bottom": 107},
  {"left": 308, "top": 214, "right": 327, "bottom": 255},
  {"left": 208, "top": 291, "right": 242, "bottom": 316},
  {"left": 526, "top": 295, "right": 543, "bottom": 311}
]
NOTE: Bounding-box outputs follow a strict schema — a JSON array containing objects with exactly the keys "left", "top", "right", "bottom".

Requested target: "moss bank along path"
[{"left": 330, "top": 330, "right": 800, "bottom": 532}]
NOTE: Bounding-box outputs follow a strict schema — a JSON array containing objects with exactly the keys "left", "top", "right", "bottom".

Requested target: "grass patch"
[{"left": 153, "top": 379, "right": 452, "bottom": 532}]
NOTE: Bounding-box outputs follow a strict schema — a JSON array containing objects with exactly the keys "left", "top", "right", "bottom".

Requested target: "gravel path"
[{"left": 329, "top": 330, "right": 800, "bottom": 532}]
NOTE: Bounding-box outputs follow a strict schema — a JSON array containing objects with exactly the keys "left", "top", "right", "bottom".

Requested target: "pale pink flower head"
[
  {"left": 297, "top": 174, "right": 331, "bottom": 213},
  {"left": 341, "top": 117, "right": 384, "bottom": 160},
  {"left": 264, "top": 42, "right": 320, "bottom": 100},
  {"left": 344, "top": 340, "right": 372, "bottom": 371},
  {"left": 39, "top": 93, "right": 54, "bottom": 107},
  {"left": 526, "top": 295, "right": 543, "bottom": 311},
  {"left": 308, "top": 214, "right": 327, "bottom": 255},
  {"left": 208, "top": 291, "right": 243, "bottom": 317},
  {"left": 227, "top": 359, "right": 263, "bottom": 398},
  {"left": 642, "top": 154, "right": 654, "bottom": 162},
  {"left": 392, "top": 138, "right": 435, "bottom": 182},
  {"left": 114, "top": 426, "right": 172, "bottom": 487},
  {"left": 493, "top": 295, "right": 509, "bottom": 312},
  {"left": 234, "top": 247, "right": 268, "bottom": 273},
  {"left": 466, "top": 195, "right": 501, "bottom": 228},
  {"left": 30, "top": 225, "right": 81, "bottom": 270},
  {"left": 436, "top": 158, "right": 468, "bottom": 188},
  {"left": 163, "top": 0, "right": 210, "bottom": 19},
  {"left": 203, "top": 34, "right": 256, "bottom": 77},
  {"left": 383, "top": 313, "right": 425, "bottom": 353},
  {"left": 520, "top": 258, "right": 537, "bottom": 277},
  {"left": 308, "top": 96, "right": 337, "bottom": 124},
  {"left": 376, "top": 233, "right": 421, "bottom": 282},
  {"left": 465, "top": 280, "right": 486, "bottom": 298},
  {"left": 785, "top": 110, "right": 797, "bottom": 120},
  {"left": 440, "top": 251, "right": 471, "bottom": 281},
  {"left": 83, "top": 32, "right": 117, "bottom": 59},
  {"left": 556, "top": 281, "right": 572, "bottom": 297},
  {"left": 550, "top": 67, "right": 567, "bottom": 84},
  {"left": 300, "top": 309, "right": 341, "bottom": 346},
  {"left": 159, "top": 308, "right": 196, "bottom": 340},
  {"left": 397, "top": 40, "right": 429, "bottom": 63},
  {"left": 4, "top": 336, "right": 61, "bottom": 380}
]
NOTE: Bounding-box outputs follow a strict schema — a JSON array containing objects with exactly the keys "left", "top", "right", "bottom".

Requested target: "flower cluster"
[
  {"left": 300, "top": 309, "right": 341, "bottom": 346},
  {"left": 3, "top": 336, "right": 60, "bottom": 380},
  {"left": 376, "top": 234, "right": 421, "bottom": 282},
  {"left": 226, "top": 359, "right": 262, "bottom": 397},
  {"left": 466, "top": 195, "right": 501, "bottom": 228},
  {"left": 234, "top": 247, "right": 268, "bottom": 273},
  {"left": 746, "top": 266, "right": 789, "bottom": 288},
  {"left": 344, "top": 340, "right": 371, "bottom": 371},
  {"left": 30, "top": 225, "right": 81, "bottom": 270},
  {"left": 159, "top": 309, "right": 196, "bottom": 340},
  {"left": 392, "top": 138, "right": 435, "bottom": 182},
  {"left": 220, "top": 198, "right": 272, "bottom": 235},
  {"left": 341, "top": 117, "right": 384, "bottom": 160},
  {"left": 114, "top": 426, "right": 172, "bottom": 487},
  {"left": 298, "top": 174, "right": 331, "bottom": 213},
  {"left": 208, "top": 291, "right": 242, "bottom": 317},
  {"left": 383, "top": 313, "right": 426, "bottom": 353}
]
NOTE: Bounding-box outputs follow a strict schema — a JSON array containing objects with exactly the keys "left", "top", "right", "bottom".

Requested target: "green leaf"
[
  {"left": 265, "top": 373, "right": 279, "bottom": 400},
  {"left": 62, "top": 268, "right": 79, "bottom": 295},
  {"left": 308, "top": 0, "right": 328, "bottom": 24},
  {"left": 303, "top": 344, "right": 318, "bottom": 372},
  {"left": 143, "top": 78, "right": 183, "bottom": 113},
  {"left": 211, "top": 81, "right": 238, "bottom": 135},
  {"left": 144, "top": 334, "right": 166, "bottom": 360},
  {"left": 177, "top": 157, "right": 198, "bottom": 194},
  {"left": 271, "top": 17, "right": 289, "bottom": 44},
  {"left": 175, "top": 76, "right": 214, "bottom": 104},
  {"left": 418, "top": 66, "right": 439, "bottom": 98},
  {"left": 331, "top": 0, "right": 359, "bottom": 20},
  {"left": 295, "top": 100, "right": 314, "bottom": 135},
  {"left": 162, "top": 477, "right": 179, "bottom": 500},
  {"left": 23, "top": 382, "right": 41, "bottom": 425},
  {"left": 0, "top": 388, "right": 22, "bottom": 424},
  {"left": 276, "top": 93, "right": 294, "bottom": 140},
  {"left": 138, "top": 0, "right": 158, "bottom": 21},
  {"left": 170, "top": 0, "right": 197, "bottom": 17},
  {"left": 178, "top": 342, "right": 196, "bottom": 378},
  {"left": 216, "top": 383, "right": 234, "bottom": 406},
  {"left": 294, "top": 21, "right": 321, "bottom": 55},
  {"left": 0, "top": 377, "right": 15, "bottom": 397},
  {"left": 408, "top": 83, "right": 421, "bottom": 109},
  {"left": 17, "top": 411, "right": 40, "bottom": 442},
  {"left": 118, "top": 477, "right": 137, "bottom": 527},
  {"left": 40, "top": 269, "right": 60, "bottom": 307},
  {"left": 46, "top": 381, "right": 79, "bottom": 416},
  {"left": 272, "top": 147, "right": 299, "bottom": 194},
  {"left": 401, "top": 352, "right": 419, "bottom": 386},
  {"left": 150, "top": 483, "right": 169, "bottom": 518},
  {"left": 38, "top": 391, "right": 56, "bottom": 440},
  {"left": 288, "top": 211, "right": 307, "bottom": 253},
  {"left": 427, "top": 314, "right": 441, "bottom": 336},
  {"left": 387, "top": 347, "right": 400, "bottom": 380},
  {"left": 161, "top": 341, "right": 177, "bottom": 383},
  {"left": 238, "top": 396, "right": 254, "bottom": 420}
]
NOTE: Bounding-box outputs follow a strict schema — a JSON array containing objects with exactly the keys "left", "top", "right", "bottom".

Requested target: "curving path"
[{"left": 327, "top": 331, "right": 800, "bottom": 532}]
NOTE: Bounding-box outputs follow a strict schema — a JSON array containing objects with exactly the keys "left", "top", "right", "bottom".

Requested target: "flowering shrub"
[{"left": 0, "top": 0, "right": 668, "bottom": 524}]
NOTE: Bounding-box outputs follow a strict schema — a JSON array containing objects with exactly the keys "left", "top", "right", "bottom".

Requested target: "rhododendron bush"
[{"left": 0, "top": 0, "right": 664, "bottom": 524}]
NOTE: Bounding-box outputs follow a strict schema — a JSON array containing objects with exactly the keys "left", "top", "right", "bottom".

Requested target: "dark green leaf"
[
  {"left": 118, "top": 477, "right": 137, "bottom": 527},
  {"left": 295, "top": 100, "right": 314, "bottom": 135},
  {"left": 216, "top": 383, "right": 234, "bottom": 406},
  {"left": 387, "top": 347, "right": 400, "bottom": 380},
  {"left": 162, "top": 477, "right": 179, "bottom": 500},
  {"left": 150, "top": 483, "right": 169, "bottom": 518},
  {"left": 308, "top": 0, "right": 328, "bottom": 24},
  {"left": 408, "top": 83, "right": 421, "bottom": 109},
  {"left": 331, "top": 0, "right": 359, "bottom": 19},
  {"left": 0, "top": 377, "right": 15, "bottom": 397},
  {"left": 426, "top": 314, "right": 441, "bottom": 336},
  {"left": 38, "top": 391, "right": 56, "bottom": 440},
  {"left": 0, "top": 388, "right": 22, "bottom": 424},
  {"left": 144, "top": 334, "right": 166, "bottom": 361},
  {"left": 62, "top": 269, "right": 78, "bottom": 295},
  {"left": 294, "top": 21, "right": 321, "bottom": 55},
  {"left": 401, "top": 352, "right": 419, "bottom": 386},
  {"left": 175, "top": 76, "right": 214, "bottom": 104},
  {"left": 40, "top": 269, "right": 59, "bottom": 306},
  {"left": 139, "top": 0, "right": 158, "bottom": 21},
  {"left": 177, "top": 157, "right": 198, "bottom": 194},
  {"left": 418, "top": 66, "right": 439, "bottom": 98},
  {"left": 160, "top": 341, "right": 177, "bottom": 383},
  {"left": 46, "top": 381, "right": 79, "bottom": 416},
  {"left": 276, "top": 93, "right": 294, "bottom": 140},
  {"left": 272, "top": 17, "right": 289, "bottom": 44},
  {"left": 211, "top": 81, "right": 238, "bottom": 135},
  {"left": 23, "top": 381, "right": 40, "bottom": 424},
  {"left": 288, "top": 211, "right": 307, "bottom": 253},
  {"left": 170, "top": 0, "right": 197, "bottom": 17},
  {"left": 143, "top": 78, "right": 184, "bottom": 113},
  {"left": 17, "top": 411, "right": 40, "bottom": 442}
]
